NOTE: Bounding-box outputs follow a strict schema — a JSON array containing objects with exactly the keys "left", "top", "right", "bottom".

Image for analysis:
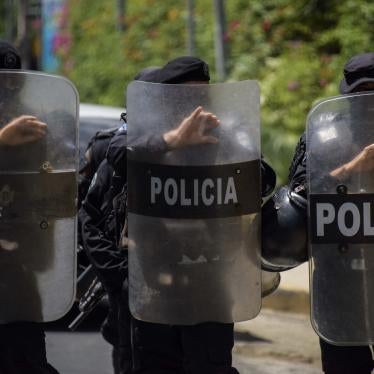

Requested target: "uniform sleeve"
[
  {"left": 126, "top": 132, "right": 169, "bottom": 165},
  {"left": 128, "top": 133, "right": 168, "bottom": 154},
  {"left": 79, "top": 159, "right": 126, "bottom": 292},
  {"left": 107, "top": 130, "right": 168, "bottom": 174}
]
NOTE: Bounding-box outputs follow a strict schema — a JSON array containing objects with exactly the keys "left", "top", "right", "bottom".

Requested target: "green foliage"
[
  {"left": 60, "top": 1, "right": 125, "bottom": 105},
  {"left": 60, "top": 0, "right": 374, "bottom": 183},
  {"left": 0, "top": 3, "right": 4, "bottom": 37},
  {"left": 63, "top": 0, "right": 189, "bottom": 107},
  {"left": 225, "top": 0, "right": 374, "bottom": 182}
]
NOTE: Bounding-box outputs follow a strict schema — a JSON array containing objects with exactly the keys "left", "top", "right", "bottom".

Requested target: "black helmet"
[
  {"left": 0, "top": 40, "right": 21, "bottom": 69},
  {"left": 261, "top": 186, "right": 308, "bottom": 272}
]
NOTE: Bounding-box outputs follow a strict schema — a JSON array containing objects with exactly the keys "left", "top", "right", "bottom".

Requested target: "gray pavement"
[
  {"left": 46, "top": 308, "right": 321, "bottom": 374},
  {"left": 234, "top": 309, "right": 321, "bottom": 368},
  {"left": 278, "top": 263, "right": 309, "bottom": 293},
  {"left": 46, "top": 332, "right": 112, "bottom": 374},
  {"left": 46, "top": 264, "right": 318, "bottom": 373},
  {"left": 262, "top": 264, "right": 310, "bottom": 314},
  {"left": 234, "top": 356, "right": 320, "bottom": 374}
]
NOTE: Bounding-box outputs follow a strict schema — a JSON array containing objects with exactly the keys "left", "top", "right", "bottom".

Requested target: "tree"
[{"left": 59, "top": 0, "right": 374, "bottom": 182}]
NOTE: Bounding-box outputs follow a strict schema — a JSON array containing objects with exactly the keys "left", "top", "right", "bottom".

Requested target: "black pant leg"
[
  {"left": 320, "top": 338, "right": 374, "bottom": 374},
  {"left": 182, "top": 322, "right": 239, "bottom": 374},
  {"left": 0, "top": 322, "right": 59, "bottom": 374},
  {"left": 131, "top": 318, "right": 184, "bottom": 374},
  {"left": 100, "top": 291, "right": 121, "bottom": 373},
  {"left": 117, "top": 284, "right": 132, "bottom": 374}
]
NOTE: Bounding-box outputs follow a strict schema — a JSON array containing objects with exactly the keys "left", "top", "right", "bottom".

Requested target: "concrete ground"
[
  {"left": 263, "top": 263, "right": 310, "bottom": 314},
  {"left": 234, "top": 356, "right": 321, "bottom": 374},
  {"left": 46, "top": 263, "right": 321, "bottom": 373},
  {"left": 234, "top": 309, "right": 321, "bottom": 369},
  {"left": 277, "top": 263, "right": 309, "bottom": 293},
  {"left": 46, "top": 310, "right": 322, "bottom": 374}
]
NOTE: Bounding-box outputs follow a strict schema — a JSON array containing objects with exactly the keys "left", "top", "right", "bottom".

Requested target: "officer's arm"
[
  {"left": 261, "top": 133, "right": 308, "bottom": 272},
  {"left": 330, "top": 143, "right": 374, "bottom": 179},
  {"left": 0, "top": 115, "right": 47, "bottom": 146},
  {"left": 80, "top": 160, "right": 126, "bottom": 292},
  {"left": 162, "top": 106, "right": 219, "bottom": 149},
  {"left": 128, "top": 106, "right": 220, "bottom": 155}
]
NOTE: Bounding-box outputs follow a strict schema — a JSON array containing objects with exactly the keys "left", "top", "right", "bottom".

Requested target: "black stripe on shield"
[
  {"left": 310, "top": 193, "right": 374, "bottom": 244},
  {"left": 128, "top": 159, "right": 261, "bottom": 219}
]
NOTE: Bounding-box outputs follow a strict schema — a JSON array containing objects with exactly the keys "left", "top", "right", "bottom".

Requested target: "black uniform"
[
  {"left": 80, "top": 128, "right": 130, "bottom": 373},
  {"left": 289, "top": 133, "right": 374, "bottom": 374},
  {"left": 0, "top": 323, "right": 59, "bottom": 374}
]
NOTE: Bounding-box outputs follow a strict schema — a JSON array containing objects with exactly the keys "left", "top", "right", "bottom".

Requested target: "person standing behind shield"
[
  {"left": 0, "top": 41, "right": 59, "bottom": 374},
  {"left": 79, "top": 67, "right": 165, "bottom": 374},
  {"left": 262, "top": 52, "right": 374, "bottom": 374},
  {"left": 125, "top": 57, "right": 276, "bottom": 374}
]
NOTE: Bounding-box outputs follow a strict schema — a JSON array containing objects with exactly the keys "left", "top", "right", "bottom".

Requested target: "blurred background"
[{"left": 1, "top": 0, "right": 373, "bottom": 182}]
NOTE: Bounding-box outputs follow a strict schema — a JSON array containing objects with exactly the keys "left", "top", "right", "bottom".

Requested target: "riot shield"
[
  {"left": 0, "top": 71, "right": 78, "bottom": 322},
  {"left": 307, "top": 92, "right": 374, "bottom": 344},
  {"left": 127, "top": 80, "right": 261, "bottom": 324}
]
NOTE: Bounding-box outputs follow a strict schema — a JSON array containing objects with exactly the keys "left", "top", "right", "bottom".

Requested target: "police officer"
[
  {"left": 79, "top": 126, "right": 126, "bottom": 373},
  {"left": 0, "top": 40, "right": 59, "bottom": 374},
  {"left": 262, "top": 52, "right": 374, "bottom": 374},
  {"left": 126, "top": 58, "right": 234, "bottom": 374},
  {"left": 126, "top": 57, "right": 275, "bottom": 374},
  {"left": 82, "top": 56, "right": 276, "bottom": 373},
  {"left": 79, "top": 67, "right": 163, "bottom": 374},
  {"left": 80, "top": 61, "right": 225, "bottom": 373}
]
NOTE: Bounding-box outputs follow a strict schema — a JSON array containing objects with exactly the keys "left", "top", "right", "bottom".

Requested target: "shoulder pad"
[
  {"left": 85, "top": 127, "right": 119, "bottom": 153},
  {"left": 93, "top": 127, "right": 118, "bottom": 140}
]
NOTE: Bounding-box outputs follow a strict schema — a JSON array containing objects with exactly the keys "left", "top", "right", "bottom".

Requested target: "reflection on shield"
[
  {"left": 307, "top": 92, "right": 374, "bottom": 344},
  {"left": 0, "top": 71, "right": 78, "bottom": 322},
  {"left": 127, "top": 80, "right": 261, "bottom": 324}
]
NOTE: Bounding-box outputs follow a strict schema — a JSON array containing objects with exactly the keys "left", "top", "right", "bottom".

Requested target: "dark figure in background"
[
  {"left": 79, "top": 125, "right": 124, "bottom": 373},
  {"left": 263, "top": 52, "right": 374, "bottom": 374},
  {"left": 79, "top": 67, "right": 160, "bottom": 373},
  {"left": 77, "top": 126, "right": 118, "bottom": 273},
  {"left": 81, "top": 56, "right": 276, "bottom": 374},
  {"left": 0, "top": 40, "right": 59, "bottom": 374}
]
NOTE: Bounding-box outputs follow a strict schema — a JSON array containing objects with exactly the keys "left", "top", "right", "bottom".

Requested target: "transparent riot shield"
[
  {"left": 0, "top": 71, "right": 78, "bottom": 322},
  {"left": 307, "top": 92, "right": 374, "bottom": 344},
  {"left": 127, "top": 81, "right": 261, "bottom": 324}
]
